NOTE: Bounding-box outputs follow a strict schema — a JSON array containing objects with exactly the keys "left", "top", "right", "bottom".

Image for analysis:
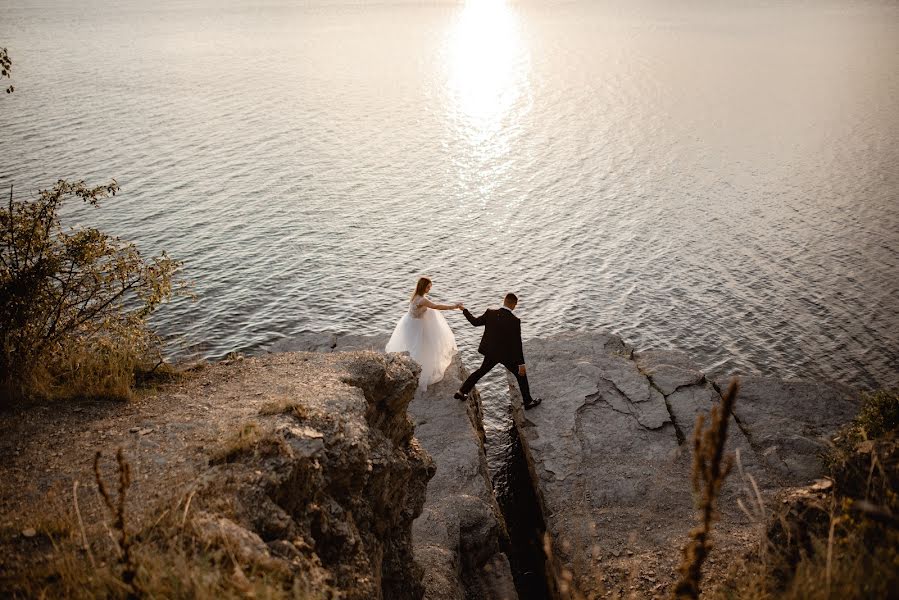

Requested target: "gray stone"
[
  {"left": 267, "top": 332, "right": 337, "bottom": 353},
  {"left": 726, "top": 376, "right": 859, "bottom": 485},
  {"left": 635, "top": 349, "right": 706, "bottom": 396},
  {"left": 507, "top": 332, "right": 859, "bottom": 598},
  {"left": 267, "top": 332, "right": 390, "bottom": 354},
  {"left": 408, "top": 355, "right": 518, "bottom": 600}
]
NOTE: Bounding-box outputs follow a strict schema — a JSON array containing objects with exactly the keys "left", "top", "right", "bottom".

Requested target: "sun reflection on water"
[{"left": 446, "top": 0, "right": 530, "bottom": 144}]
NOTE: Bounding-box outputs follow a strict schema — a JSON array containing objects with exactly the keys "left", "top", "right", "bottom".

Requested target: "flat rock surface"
[
  {"left": 725, "top": 376, "right": 860, "bottom": 485},
  {"left": 509, "top": 332, "right": 859, "bottom": 599},
  {"left": 267, "top": 332, "right": 390, "bottom": 354}
]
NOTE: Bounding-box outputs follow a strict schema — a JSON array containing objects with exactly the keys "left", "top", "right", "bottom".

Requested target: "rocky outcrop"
[
  {"left": 0, "top": 350, "right": 434, "bottom": 598},
  {"left": 507, "top": 332, "right": 859, "bottom": 598},
  {"left": 290, "top": 332, "right": 519, "bottom": 599},
  {"left": 185, "top": 351, "right": 435, "bottom": 599}
]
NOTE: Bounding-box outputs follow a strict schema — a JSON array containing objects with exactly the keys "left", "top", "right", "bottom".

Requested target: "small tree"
[
  {"left": 1, "top": 46, "right": 13, "bottom": 93},
  {"left": 0, "top": 180, "right": 182, "bottom": 400}
]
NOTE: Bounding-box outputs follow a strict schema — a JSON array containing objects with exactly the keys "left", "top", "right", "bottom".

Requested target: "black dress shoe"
[
  {"left": 524, "top": 398, "right": 543, "bottom": 410},
  {"left": 454, "top": 391, "right": 469, "bottom": 402}
]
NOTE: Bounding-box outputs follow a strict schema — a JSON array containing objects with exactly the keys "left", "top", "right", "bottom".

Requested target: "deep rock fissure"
[
  {"left": 494, "top": 424, "right": 555, "bottom": 600},
  {"left": 661, "top": 393, "right": 687, "bottom": 445},
  {"left": 479, "top": 387, "right": 556, "bottom": 600}
]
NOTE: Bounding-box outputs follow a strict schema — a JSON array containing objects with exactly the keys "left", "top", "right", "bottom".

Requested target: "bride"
[{"left": 386, "top": 277, "right": 462, "bottom": 391}]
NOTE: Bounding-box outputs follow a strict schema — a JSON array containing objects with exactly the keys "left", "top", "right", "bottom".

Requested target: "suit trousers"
[{"left": 460, "top": 356, "right": 533, "bottom": 404}]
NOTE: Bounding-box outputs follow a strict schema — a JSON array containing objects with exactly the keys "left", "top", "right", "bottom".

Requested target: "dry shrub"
[
  {"left": 0, "top": 180, "right": 182, "bottom": 403},
  {"left": 830, "top": 389, "right": 899, "bottom": 461}
]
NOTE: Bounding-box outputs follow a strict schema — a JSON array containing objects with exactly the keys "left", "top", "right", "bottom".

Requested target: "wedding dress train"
[{"left": 385, "top": 295, "right": 457, "bottom": 391}]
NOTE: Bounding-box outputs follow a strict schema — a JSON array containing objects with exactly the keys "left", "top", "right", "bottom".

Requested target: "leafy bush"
[
  {"left": 847, "top": 389, "right": 899, "bottom": 444},
  {"left": 826, "top": 389, "right": 899, "bottom": 466},
  {"left": 0, "top": 180, "right": 181, "bottom": 400}
]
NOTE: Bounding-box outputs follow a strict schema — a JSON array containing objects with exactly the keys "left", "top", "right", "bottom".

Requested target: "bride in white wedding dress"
[{"left": 386, "top": 277, "right": 462, "bottom": 391}]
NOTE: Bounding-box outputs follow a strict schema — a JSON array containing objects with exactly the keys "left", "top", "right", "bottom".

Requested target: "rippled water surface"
[{"left": 3, "top": 0, "right": 898, "bottom": 394}]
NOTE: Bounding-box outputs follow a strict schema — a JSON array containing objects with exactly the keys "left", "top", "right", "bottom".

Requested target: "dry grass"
[
  {"left": 209, "top": 422, "right": 263, "bottom": 464},
  {"left": 259, "top": 397, "right": 311, "bottom": 420},
  {"left": 711, "top": 511, "right": 899, "bottom": 600},
  {"left": 94, "top": 448, "right": 139, "bottom": 597},
  {"left": 6, "top": 446, "right": 331, "bottom": 600},
  {"left": 709, "top": 389, "right": 899, "bottom": 600},
  {"left": 7, "top": 335, "right": 185, "bottom": 404},
  {"left": 12, "top": 486, "right": 78, "bottom": 543},
  {"left": 672, "top": 378, "right": 740, "bottom": 599}
]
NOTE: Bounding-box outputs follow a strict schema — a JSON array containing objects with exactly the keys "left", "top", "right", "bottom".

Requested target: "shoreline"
[{"left": 0, "top": 330, "right": 872, "bottom": 598}]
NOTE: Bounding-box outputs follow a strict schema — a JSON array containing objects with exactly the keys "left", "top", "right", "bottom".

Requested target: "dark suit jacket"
[{"left": 462, "top": 307, "right": 525, "bottom": 366}]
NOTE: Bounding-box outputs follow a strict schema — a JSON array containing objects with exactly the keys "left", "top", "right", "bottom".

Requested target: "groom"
[{"left": 454, "top": 293, "right": 543, "bottom": 410}]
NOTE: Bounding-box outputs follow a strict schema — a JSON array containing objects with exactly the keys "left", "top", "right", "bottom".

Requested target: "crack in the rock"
[
  {"left": 595, "top": 374, "right": 635, "bottom": 406},
  {"left": 629, "top": 361, "right": 685, "bottom": 443},
  {"left": 730, "top": 410, "right": 768, "bottom": 461},
  {"left": 661, "top": 393, "right": 687, "bottom": 446},
  {"left": 580, "top": 389, "right": 633, "bottom": 420},
  {"left": 662, "top": 377, "right": 709, "bottom": 399},
  {"left": 710, "top": 382, "right": 780, "bottom": 479}
]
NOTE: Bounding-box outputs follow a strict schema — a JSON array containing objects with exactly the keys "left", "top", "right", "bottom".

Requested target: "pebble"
[
  {"left": 129, "top": 426, "right": 141, "bottom": 433},
  {"left": 21, "top": 528, "right": 37, "bottom": 538}
]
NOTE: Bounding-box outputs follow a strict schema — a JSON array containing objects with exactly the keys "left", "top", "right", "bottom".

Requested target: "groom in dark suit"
[{"left": 454, "top": 293, "right": 542, "bottom": 410}]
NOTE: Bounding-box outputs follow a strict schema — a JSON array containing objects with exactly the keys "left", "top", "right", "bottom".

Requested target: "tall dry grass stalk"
[
  {"left": 672, "top": 378, "right": 740, "bottom": 599},
  {"left": 94, "top": 448, "right": 139, "bottom": 599}
]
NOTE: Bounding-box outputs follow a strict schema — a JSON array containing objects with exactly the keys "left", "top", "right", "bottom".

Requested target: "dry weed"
[{"left": 672, "top": 378, "right": 740, "bottom": 599}]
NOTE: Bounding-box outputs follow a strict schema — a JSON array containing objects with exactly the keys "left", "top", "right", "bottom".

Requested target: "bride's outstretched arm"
[{"left": 420, "top": 298, "right": 462, "bottom": 311}]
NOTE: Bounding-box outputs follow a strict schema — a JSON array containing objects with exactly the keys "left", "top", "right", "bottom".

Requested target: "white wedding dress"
[{"left": 385, "top": 295, "right": 458, "bottom": 391}]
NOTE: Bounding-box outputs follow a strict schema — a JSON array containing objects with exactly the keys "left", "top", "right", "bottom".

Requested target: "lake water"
[{"left": 3, "top": 0, "right": 898, "bottom": 396}]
